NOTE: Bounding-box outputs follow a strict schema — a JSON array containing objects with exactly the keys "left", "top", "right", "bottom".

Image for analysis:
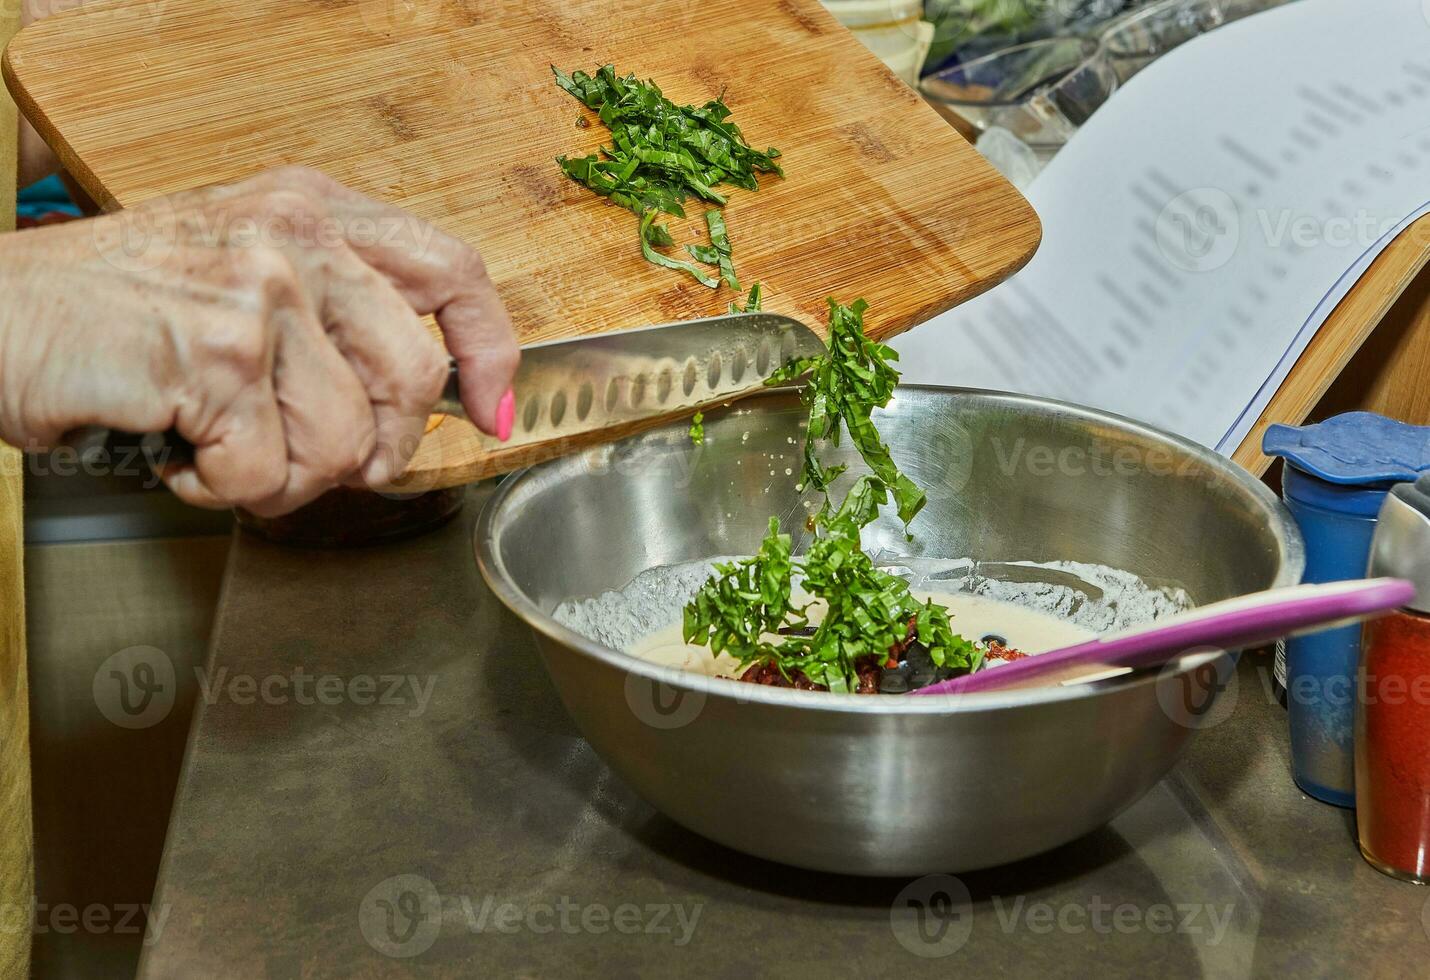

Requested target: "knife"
[{"left": 65, "top": 311, "right": 826, "bottom": 472}]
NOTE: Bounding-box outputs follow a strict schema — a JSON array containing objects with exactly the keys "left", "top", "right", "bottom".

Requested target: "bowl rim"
[{"left": 475, "top": 385, "right": 1304, "bottom": 715}]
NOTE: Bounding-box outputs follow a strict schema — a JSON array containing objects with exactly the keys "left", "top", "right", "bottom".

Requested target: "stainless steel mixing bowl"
[{"left": 476, "top": 387, "right": 1303, "bottom": 875}]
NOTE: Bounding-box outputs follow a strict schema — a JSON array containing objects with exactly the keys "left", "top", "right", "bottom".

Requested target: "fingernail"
[{"left": 496, "top": 388, "right": 515, "bottom": 443}]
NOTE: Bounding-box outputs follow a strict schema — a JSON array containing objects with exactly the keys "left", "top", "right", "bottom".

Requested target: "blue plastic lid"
[{"left": 1264, "top": 412, "right": 1430, "bottom": 484}]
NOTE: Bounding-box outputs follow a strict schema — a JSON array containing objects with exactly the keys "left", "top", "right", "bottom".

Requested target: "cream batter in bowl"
[
  {"left": 623, "top": 590, "right": 1093, "bottom": 682},
  {"left": 477, "top": 386, "right": 1303, "bottom": 874}
]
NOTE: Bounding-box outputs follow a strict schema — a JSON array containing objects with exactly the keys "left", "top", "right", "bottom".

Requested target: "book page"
[{"left": 893, "top": 0, "right": 1430, "bottom": 453}]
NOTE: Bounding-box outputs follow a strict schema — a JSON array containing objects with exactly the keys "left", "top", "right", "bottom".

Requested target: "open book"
[{"left": 893, "top": 0, "right": 1430, "bottom": 455}]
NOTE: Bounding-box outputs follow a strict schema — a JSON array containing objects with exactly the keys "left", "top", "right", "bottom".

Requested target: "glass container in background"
[
  {"left": 919, "top": 0, "right": 1297, "bottom": 185},
  {"left": 1263, "top": 414, "right": 1430, "bottom": 807},
  {"left": 1359, "top": 473, "right": 1430, "bottom": 883},
  {"left": 1100, "top": 0, "right": 1292, "bottom": 80},
  {"left": 820, "top": 0, "right": 936, "bottom": 85},
  {"left": 922, "top": 0, "right": 1137, "bottom": 76},
  {"left": 920, "top": 37, "right": 1117, "bottom": 155},
  {"left": 1101, "top": 0, "right": 1229, "bottom": 80}
]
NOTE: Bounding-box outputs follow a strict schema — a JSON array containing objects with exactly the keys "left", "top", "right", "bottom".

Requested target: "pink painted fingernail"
[{"left": 496, "top": 388, "right": 515, "bottom": 442}]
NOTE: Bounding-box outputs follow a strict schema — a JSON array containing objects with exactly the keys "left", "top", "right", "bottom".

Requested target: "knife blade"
[{"left": 447, "top": 311, "right": 824, "bottom": 448}]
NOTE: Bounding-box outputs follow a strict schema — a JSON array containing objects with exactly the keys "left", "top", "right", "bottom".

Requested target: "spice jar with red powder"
[{"left": 1358, "top": 473, "right": 1430, "bottom": 882}]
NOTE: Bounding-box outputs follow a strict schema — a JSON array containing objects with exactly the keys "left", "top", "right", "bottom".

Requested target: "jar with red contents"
[{"left": 1358, "top": 473, "right": 1430, "bottom": 882}]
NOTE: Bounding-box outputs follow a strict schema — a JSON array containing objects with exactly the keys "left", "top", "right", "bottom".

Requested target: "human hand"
[{"left": 0, "top": 166, "right": 519, "bottom": 516}]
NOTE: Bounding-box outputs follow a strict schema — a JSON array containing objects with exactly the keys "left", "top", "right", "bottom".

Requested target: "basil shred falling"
[
  {"left": 552, "top": 65, "right": 782, "bottom": 289},
  {"left": 682, "top": 300, "right": 978, "bottom": 692},
  {"left": 767, "top": 298, "right": 925, "bottom": 525},
  {"left": 728, "top": 281, "right": 762, "bottom": 314}
]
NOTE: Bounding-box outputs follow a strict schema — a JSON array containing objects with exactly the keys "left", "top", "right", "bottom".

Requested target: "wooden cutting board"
[{"left": 3, "top": 0, "right": 1039, "bottom": 489}]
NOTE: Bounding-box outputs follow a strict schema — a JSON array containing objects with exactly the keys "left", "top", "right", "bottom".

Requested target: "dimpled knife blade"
[{"left": 435, "top": 312, "right": 826, "bottom": 446}]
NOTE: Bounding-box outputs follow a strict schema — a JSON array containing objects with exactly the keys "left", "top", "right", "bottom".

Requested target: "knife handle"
[
  {"left": 143, "top": 428, "right": 196, "bottom": 466},
  {"left": 57, "top": 360, "right": 465, "bottom": 471},
  {"left": 52, "top": 425, "right": 194, "bottom": 469}
]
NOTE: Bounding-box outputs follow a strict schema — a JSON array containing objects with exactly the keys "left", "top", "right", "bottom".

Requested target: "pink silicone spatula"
[{"left": 912, "top": 578, "right": 1415, "bottom": 696}]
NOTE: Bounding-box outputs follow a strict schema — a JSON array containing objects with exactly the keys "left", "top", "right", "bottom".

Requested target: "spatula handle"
[{"left": 915, "top": 578, "right": 1415, "bottom": 696}]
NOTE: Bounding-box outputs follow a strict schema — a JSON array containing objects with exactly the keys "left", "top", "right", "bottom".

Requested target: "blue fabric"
[
  {"left": 1263, "top": 412, "right": 1430, "bottom": 486},
  {"left": 17, "top": 174, "right": 82, "bottom": 219}
]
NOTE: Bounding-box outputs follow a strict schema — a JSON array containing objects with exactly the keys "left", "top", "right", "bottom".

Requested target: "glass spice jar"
[{"left": 1357, "top": 474, "right": 1430, "bottom": 883}]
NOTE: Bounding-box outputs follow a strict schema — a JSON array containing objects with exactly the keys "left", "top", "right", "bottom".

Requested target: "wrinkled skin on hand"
[{"left": 0, "top": 166, "right": 520, "bottom": 516}]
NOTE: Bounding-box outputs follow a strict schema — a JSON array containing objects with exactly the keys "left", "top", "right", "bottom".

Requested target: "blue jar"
[{"left": 1264, "top": 413, "right": 1430, "bottom": 807}]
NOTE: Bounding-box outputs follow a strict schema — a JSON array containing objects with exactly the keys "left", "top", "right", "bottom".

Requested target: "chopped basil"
[
  {"left": 553, "top": 65, "right": 780, "bottom": 288},
  {"left": 639, "top": 210, "right": 720, "bottom": 288},
  {"left": 768, "top": 299, "right": 926, "bottom": 525},
  {"left": 728, "top": 282, "right": 762, "bottom": 314},
  {"left": 684, "top": 300, "right": 975, "bottom": 691}
]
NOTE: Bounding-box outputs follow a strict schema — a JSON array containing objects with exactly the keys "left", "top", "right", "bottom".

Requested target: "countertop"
[{"left": 140, "top": 485, "right": 1430, "bottom": 977}]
